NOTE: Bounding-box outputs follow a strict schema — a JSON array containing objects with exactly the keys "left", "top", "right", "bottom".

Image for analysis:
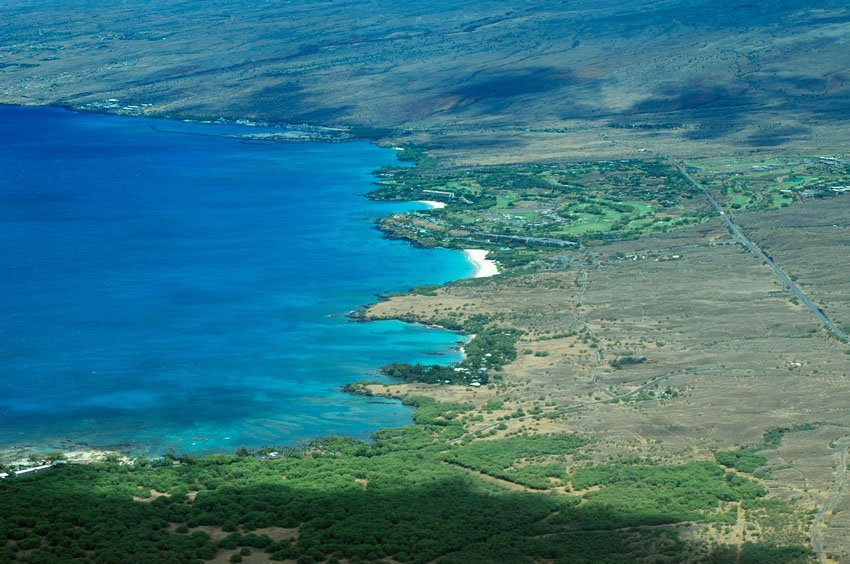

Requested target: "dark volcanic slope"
[{"left": 2, "top": 0, "right": 849, "bottom": 156}]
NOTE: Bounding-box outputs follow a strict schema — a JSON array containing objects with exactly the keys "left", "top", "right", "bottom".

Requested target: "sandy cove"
[
  {"left": 412, "top": 201, "right": 497, "bottom": 277},
  {"left": 463, "top": 249, "right": 499, "bottom": 278},
  {"left": 416, "top": 200, "right": 447, "bottom": 209}
]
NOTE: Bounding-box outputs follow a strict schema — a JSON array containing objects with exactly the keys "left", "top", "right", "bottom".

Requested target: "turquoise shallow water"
[{"left": 0, "top": 106, "right": 471, "bottom": 455}]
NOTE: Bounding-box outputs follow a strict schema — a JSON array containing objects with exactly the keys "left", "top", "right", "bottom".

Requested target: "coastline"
[
  {"left": 0, "top": 106, "right": 476, "bottom": 465},
  {"left": 0, "top": 446, "right": 132, "bottom": 471},
  {"left": 416, "top": 199, "right": 447, "bottom": 210},
  {"left": 462, "top": 249, "right": 499, "bottom": 278}
]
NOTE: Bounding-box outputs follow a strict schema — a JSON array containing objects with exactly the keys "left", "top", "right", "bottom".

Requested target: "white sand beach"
[
  {"left": 463, "top": 249, "right": 499, "bottom": 278},
  {"left": 459, "top": 333, "right": 477, "bottom": 360},
  {"left": 417, "top": 200, "right": 447, "bottom": 209}
]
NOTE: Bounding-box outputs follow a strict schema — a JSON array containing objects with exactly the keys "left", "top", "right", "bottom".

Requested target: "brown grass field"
[{"left": 366, "top": 194, "right": 850, "bottom": 560}]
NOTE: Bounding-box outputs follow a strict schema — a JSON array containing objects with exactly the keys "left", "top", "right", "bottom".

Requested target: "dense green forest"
[
  {"left": 381, "top": 327, "right": 521, "bottom": 385},
  {"left": 0, "top": 398, "right": 811, "bottom": 563}
]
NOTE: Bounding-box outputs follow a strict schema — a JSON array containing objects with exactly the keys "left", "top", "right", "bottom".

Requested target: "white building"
[{"left": 14, "top": 464, "right": 53, "bottom": 478}]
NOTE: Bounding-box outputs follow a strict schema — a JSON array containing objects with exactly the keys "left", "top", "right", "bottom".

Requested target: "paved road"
[
  {"left": 617, "top": 368, "right": 715, "bottom": 400},
  {"left": 671, "top": 161, "right": 850, "bottom": 344},
  {"left": 811, "top": 438, "right": 849, "bottom": 562},
  {"left": 474, "top": 232, "right": 578, "bottom": 247},
  {"left": 590, "top": 374, "right": 619, "bottom": 399}
]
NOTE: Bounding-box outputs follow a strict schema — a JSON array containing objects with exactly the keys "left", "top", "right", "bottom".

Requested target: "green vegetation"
[
  {"left": 382, "top": 326, "right": 521, "bottom": 385},
  {"left": 369, "top": 158, "right": 714, "bottom": 255},
  {"left": 761, "top": 423, "right": 821, "bottom": 450},
  {"left": 2, "top": 2, "right": 846, "bottom": 559},
  {"left": 345, "top": 125, "right": 397, "bottom": 140},
  {"left": 742, "top": 499, "right": 814, "bottom": 559},
  {"left": 483, "top": 399, "right": 504, "bottom": 411},
  {"left": 610, "top": 355, "right": 647, "bottom": 369},
  {"left": 0, "top": 399, "right": 809, "bottom": 563},
  {"left": 393, "top": 145, "right": 437, "bottom": 168},
  {"left": 571, "top": 461, "right": 765, "bottom": 526},
  {"left": 688, "top": 156, "right": 850, "bottom": 214},
  {"left": 407, "top": 284, "right": 441, "bottom": 296},
  {"left": 403, "top": 396, "right": 473, "bottom": 427},
  {"left": 714, "top": 449, "right": 768, "bottom": 474},
  {"left": 443, "top": 434, "right": 587, "bottom": 489}
]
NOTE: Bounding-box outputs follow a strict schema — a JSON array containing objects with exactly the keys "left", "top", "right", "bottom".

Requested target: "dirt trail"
[{"left": 811, "top": 438, "right": 850, "bottom": 563}]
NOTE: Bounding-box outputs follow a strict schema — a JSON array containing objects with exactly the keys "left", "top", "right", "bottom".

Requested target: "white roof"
[{"left": 15, "top": 465, "right": 52, "bottom": 476}]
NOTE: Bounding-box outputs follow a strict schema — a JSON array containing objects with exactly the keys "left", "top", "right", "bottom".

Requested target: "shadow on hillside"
[{"left": 0, "top": 466, "right": 812, "bottom": 563}]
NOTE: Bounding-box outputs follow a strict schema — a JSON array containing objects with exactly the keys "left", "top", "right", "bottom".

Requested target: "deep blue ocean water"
[{"left": 0, "top": 106, "right": 471, "bottom": 455}]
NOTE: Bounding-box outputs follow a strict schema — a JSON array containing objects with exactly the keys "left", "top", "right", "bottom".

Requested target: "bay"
[{"left": 0, "top": 106, "right": 471, "bottom": 455}]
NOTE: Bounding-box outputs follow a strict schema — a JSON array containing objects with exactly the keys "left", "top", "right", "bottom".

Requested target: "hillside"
[
  {"left": 3, "top": 0, "right": 849, "bottom": 162},
  {"left": 3, "top": 1, "right": 850, "bottom": 561}
]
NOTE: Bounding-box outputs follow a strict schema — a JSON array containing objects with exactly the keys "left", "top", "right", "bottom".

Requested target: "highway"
[{"left": 671, "top": 161, "right": 850, "bottom": 344}]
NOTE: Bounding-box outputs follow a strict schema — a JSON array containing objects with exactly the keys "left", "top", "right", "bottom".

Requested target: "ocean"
[{"left": 0, "top": 106, "right": 471, "bottom": 456}]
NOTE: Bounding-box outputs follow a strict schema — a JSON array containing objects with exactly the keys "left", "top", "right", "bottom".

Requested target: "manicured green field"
[{"left": 370, "top": 158, "right": 715, "bottom": 256}]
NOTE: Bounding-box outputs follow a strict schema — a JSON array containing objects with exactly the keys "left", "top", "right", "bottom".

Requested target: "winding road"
[{"left": 671, "top": 161, "right": 850, "bottom": 344}]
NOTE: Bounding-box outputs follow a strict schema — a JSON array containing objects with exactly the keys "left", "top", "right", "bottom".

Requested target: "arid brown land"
[{"left": 4, "top": 0, "right": 850, "bottom": 559}]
